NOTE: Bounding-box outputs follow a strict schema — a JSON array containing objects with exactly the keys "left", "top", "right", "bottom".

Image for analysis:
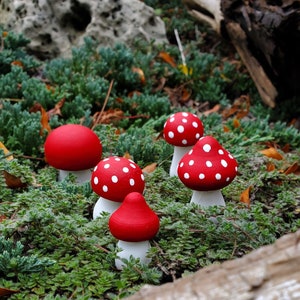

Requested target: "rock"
[{"left": 0, "top": 0, "right": 167, "bottom": 59}]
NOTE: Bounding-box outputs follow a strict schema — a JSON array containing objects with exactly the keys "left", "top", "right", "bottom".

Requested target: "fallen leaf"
[
  {"left": 47, "top": 98, "right": 65, "bottom": 118},
  {"left": 203, "top": 104, "right": 221, "bottom": 116},
  {"left": 158, "top": 51, "right": 177, "bottom": 68},
  {"left": 223, "top": 125, "right": 230, "bottom": 132},
  {"left": 240, "top": 186, "right": 252, "bottom": 207},
  {"left": 142, "top": 162, "right": 157, "bottom": 174},
  {"left": 2, "top": 31, "right": 8, "bottom": 37},
  {"left": 233, "top": 118, "right": 241, "bottom": 129},
  {"left": 283, "top": 162, "right": 300, "bottom": 175},
  {"left": 40, "top": 106, "right": 51, "bottom": 136},
  {"left": 0, "top": 287, "right": 19, "bottom": 297},
  {"left": 266, "top": 162, "right": 276, "bottom": 172},
  {"left": 0, "top": 141, "right": 13, "bottom": 160},
  {"left": 132, "top": 67, "right": 146, "bottom": 84},
  {"left": 3, "top": 171, "right": 27, "bottom": 189},
  {"left": 123, "top": 151, "right": 132, "bottom": 160},
  {"left": 260, "top": 147, "right": 283, "bottom": 160},
  {"left": 11, "top": 60, "right": 23, "bottom": 68},
  {"left": 222, "top": 95, "right": 250, "bottom": 119},
  {"left": 178, "top": 64, "right": 192, "bottom": 76}
]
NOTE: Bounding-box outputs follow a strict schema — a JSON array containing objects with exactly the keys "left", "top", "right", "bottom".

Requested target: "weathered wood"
[
  {"left": 126, "top": 229, "right": 300, "bottom": 299},
  {"left": 183, "top": 0, "right": 300, "bottom": 108}
]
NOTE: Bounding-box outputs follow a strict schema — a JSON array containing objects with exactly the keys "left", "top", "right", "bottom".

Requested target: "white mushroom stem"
[
  {"left": 58, "top": 169, "right": 92, "bottom": 184},
  {"left": 93, "top": 197, "right": 121, "bottom": 219},
  {"left": 190, "top": 189, "right": 226, "bottom": 207},
  {"left": 115, "top": 240, "right": 151, "bottom": 270},
  {"left": 170, "top": 146, "right": 193, "bottom": 177}
]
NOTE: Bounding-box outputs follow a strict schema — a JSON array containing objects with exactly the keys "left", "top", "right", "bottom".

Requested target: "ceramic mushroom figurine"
[
  {"left": 44, "top": 124, "right": 102, "bottom": 183},
  {"left": 177, "top": 135, "right": 238, "bottom": 207},
  {"left": 91, "top": 156, "right": 145, "bottom": 218},
  {"left": 163, "top": 112, "right": 204, "bottom": 176},
  {"left": 109, "top": 192, "right": 160, "bottom": 270}
]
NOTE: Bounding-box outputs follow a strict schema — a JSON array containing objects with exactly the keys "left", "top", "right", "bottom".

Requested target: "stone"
[{"left": 0, "top": 0, "right": 167, "bottom": 59}]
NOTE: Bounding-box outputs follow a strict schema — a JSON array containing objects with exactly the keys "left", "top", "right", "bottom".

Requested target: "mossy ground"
[{"left": 0, "top": 1, "right": 299, "bottom": 299}]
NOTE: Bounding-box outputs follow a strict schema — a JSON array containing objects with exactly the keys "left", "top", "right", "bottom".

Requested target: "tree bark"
[
  {"left": 183, "top": 0, "right": 300, "bottom": 108},
  {"left": 126, "top": 229, "right": 300, "bottom": 299}
]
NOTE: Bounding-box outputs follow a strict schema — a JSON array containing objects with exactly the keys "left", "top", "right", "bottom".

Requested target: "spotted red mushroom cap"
[
  {"left": 44, "top": 124, "right": 102, "bottom": 171},
  {"left": 91, "top": 156, "right": 145, "bottom": 202},
  {"left": 163, "top": 112, "right": 204, "bottom": 147},
  {"left": 109, "top": 192, "right": 160, "bottom": 242},
  {"left": 177, "top": 136, "right": 238, "bottom": 191}
]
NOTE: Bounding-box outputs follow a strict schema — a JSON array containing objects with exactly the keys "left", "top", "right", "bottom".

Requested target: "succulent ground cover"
[{"left": 0, "top": 1, "right": 300, "bottom": 299}]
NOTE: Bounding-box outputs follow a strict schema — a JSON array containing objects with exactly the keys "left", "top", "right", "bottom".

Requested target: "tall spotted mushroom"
[
  {"left": 91, "top": 156, "right": 145, "bottom": 218},
  {"left": 44, "top": 124, "right": 102, "bottom": 183},
  {"left": 163, "top": 112, "right": 204, "bottom": 176},
  {"left": 177, "top": 136, "right": 238, "bottom": 207},
  {"left": 109, "top": 192, "right": 160, "bottom": 270}
]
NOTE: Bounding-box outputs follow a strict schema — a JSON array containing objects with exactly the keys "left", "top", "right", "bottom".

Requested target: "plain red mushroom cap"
[
  {"left": 109, "top": 192, "right": 160, "bottom": 242},
  {"left": 163, "top": 112, "right": 204, "bottom": 146},
  {"left": 177, "top": 136, "right": 238, "bottom": 191},
  {"left": 44, "top": 124, "right": 102, "bottom": 171},
  {"left": 91, "top": 156, "right": 145, "bottom": 202}
]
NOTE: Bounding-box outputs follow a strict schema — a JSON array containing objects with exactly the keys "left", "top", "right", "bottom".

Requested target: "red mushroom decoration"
[
  {"left": 163, "top": 112, "right": 204, "bottom": 176},
  {"left": 177, "top": 136, "right": 238, "bottom": 207},
  {"left": 91, "top": 156, "right": 145, "bottom": 217},
  {"left": 44, "top": 124, "right": 102, "bottom": 183},
  {"left": 109, "top": 192, "right": 160, "bottom": 270}
]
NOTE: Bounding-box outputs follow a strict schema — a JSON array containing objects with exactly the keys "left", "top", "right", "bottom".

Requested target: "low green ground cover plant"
[{"left": 0, "top": 2, "right": 300, "bottom": 298}]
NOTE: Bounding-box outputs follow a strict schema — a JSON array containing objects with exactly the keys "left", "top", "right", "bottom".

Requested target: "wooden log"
[
  {"left": 126, "top": 229, "right": 300, "bottom": 299},
  {"left": 183, "top": 0, "right": 300, "bottom": 108}
]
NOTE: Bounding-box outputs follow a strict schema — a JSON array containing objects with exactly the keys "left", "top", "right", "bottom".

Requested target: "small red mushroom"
[
  {"left": 163, "top": 112, "right": 204, "bottom": 176},
  {"left": 44, "top": 124, "right": 102, "bottom": 183},
  {"left": 91, "top": 156, "right": 145, "bottom": 217},
  {"left": 109, "top": 192, "right": 160, "bottom": 269},
  {"left": 177, "top": 136, "right": 238, "bottom": 207}
]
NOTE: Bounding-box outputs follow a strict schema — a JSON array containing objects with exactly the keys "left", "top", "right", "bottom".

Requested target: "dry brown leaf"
[
  {"left": 0, "top": 287, "right": 19, "bottom": 297},
  {"left": 233, "top": 118, "right": 241, "bottom": 129},
  {"left": 93, "top": 108, "right": 124, "bottom": 125},
  {"left": 203, "top": 104, "right": 221, "bottom": 116},
  {"left": 47, "top": 98, "right": 65, "bottom": 118},
  {"left": 240, "top": 185, "right": 252, "bottom": 207},
  {"left": 260, "top": 147, "right": 284, "bottom": 160},
  {"left": 3, "top": 171, "right": 27, "bottom": 189},
  {"left": 123, "top": 151, "right": 132, "bottom": 160},
  {"left": 132, "top": 67, "right": 146, "bottom": 85},
  {"left": 283, "top": 162, "right": 300, "bottom": 175},
  {"left": 40, "top": 106, "right": 51, "bottom": 136},
  {"left": 158, "top": 51, "right": 177, "bottom": 68},
  {"left": 0, "top": 141, "right": 13, "bottom": 160},
  {"left": 222, "top": 95, "right": 250, "bottom": 119},
  {"left": 223, "top": 125, "right": 230, "bottom": 132},
  {"left": 142, "top": 162, "right": 157, "bottom": 174},
  {"left": 266, "top": 162, "right": 276, "bottom": 172},
  {"left": 11, "top": 60, "right": 23, "bottom": 68}
]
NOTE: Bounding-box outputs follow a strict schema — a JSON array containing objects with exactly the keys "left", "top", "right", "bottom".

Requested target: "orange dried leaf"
[
  {"left": 142, "top": 162, "right": 157, "bottom": 174},
  {"left": 266, "top": 162, "right": 276, "bottom": 172},
  {"left": 240, "top": 186, "right": 252, "bottom": 207},
  {"left": 2, "top": 31, "right": 8, "bottom": 37},
  {"left": 223, "top": 125, "right": 230, "bottom": 132},
  {"left": 132, "top": 67, "right": 146, "bottom": 84},
  {"left": 283, "top": 162, "right": 300, "bottom": 175},
  {"left": 203, "top": 104, "right": 221, "bottom": 117},
  {"left": 0, "top": 141, "right": 13, "bottom": 160},
  {"left": 47, "top": 98, "right": 65, "bottom": 118},
  {"left": 11, "top": 60, "right": 23, "bottom": 68},
  {"left": 40, "top": 107, "right": 51, "bottom": 136},
  {"left": 260, "top": 147, "right": 283, "bottom": 160},
  {"left": 158, "top": 51, "right": 177, "bottom": 68},
  {"left": 233, "top": 118, "right": 241, "bottom": 129},
  {"left": 123, "top": 151, "right": 132, "bottom": 160}
]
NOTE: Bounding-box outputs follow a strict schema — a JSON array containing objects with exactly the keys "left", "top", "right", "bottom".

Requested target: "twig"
[
  {"left": 91, "top": 80, "right": 114, "bottom": 130},
  {"left": 174, "top": 29, "right": 186, "bottom": 67}
]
